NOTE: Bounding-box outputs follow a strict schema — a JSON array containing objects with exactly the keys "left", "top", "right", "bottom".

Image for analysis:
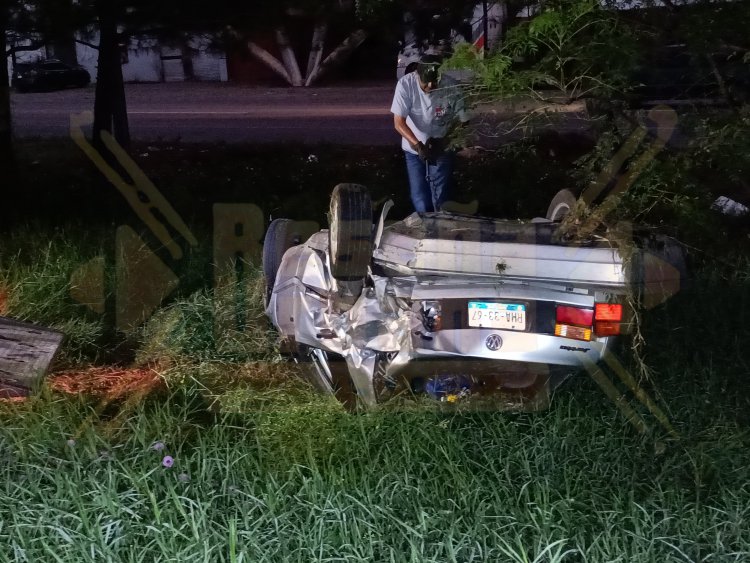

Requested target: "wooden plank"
[{"left": 0, "top": 316, "right": 64, "bottom": 397}]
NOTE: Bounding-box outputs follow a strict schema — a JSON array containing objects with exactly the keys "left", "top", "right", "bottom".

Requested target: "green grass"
[
  {"left": 2, "top": 140, "right": 750, "bottom": 561},
  {"left": 1, "top": 384, "right": 749, "bottom": 562},
  {"left": 0, "top": 225, "right": 113, "bottom": 365}
]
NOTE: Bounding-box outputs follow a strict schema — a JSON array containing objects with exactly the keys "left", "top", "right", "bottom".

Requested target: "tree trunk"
[
  {"left": 181, "top": 35, "right": 195, "bottom": 81},
  {"left": 0, "top": 10, "right": 14, "bottom": 172},
  {"left": 305, "top": 29, "right": 368, "bottom": 87},
  {"left": 93, "top": 0, "right": 130, "bottom": 152},
  {"left": 247, "top": 41, "right": 293, "bottom": 85},
  {"left": 49, "top": 37, "right": 78, "bottom": 66},
  {"left": 305, "top": 22, "right": 328, "bottom": 85},
  {"left": 275, "top": 27, "right": 303, "bottom": 86},
  {"left": 247, "top": 25, "right": 368, "bottom": 88},
  {"left": 49, "top": 0, "right": 78, "bottom": 66}
]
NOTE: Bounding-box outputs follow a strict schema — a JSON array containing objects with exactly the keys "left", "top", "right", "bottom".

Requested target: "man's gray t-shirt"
[{"left": 390, "top": 72, "right": 467, "bottom": 154}]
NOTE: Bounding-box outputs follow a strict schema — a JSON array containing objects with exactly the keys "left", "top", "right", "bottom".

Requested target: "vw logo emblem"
[{"left": 485, "top": 334, "right": 503, "bottom": 351}]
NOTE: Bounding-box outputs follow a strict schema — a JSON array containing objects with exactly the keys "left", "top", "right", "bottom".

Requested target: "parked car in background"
[{"left": 12, "top": 60, "right": 91, "bottom": 92}]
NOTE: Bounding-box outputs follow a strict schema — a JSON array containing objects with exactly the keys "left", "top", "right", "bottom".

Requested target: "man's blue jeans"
[{"left": 404, "top": 150, "right": 455, "bottom": 213}]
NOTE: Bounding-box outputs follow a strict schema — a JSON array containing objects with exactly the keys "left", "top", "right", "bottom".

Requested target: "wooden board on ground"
[{"left": 0, "top": 316, "right": 64, "bottom": 398}]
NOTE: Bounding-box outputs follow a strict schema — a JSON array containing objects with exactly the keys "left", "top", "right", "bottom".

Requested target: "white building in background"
[{"left": 6, "top": 32, "right": 228, "bottom": 85}]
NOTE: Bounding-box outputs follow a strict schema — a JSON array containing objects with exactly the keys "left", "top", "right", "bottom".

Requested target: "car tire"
[
  {"left": 299, "top": 345, "right": 358, "bottom": 411},
  {"left": 262, "top": 218, "right": 303, "bottom": 306},
  {"left": 328, "top": 183, "right": 372, "bottom": 281},
  {"left": 546, "top": 189, "right": 578, "bottom": 221}
]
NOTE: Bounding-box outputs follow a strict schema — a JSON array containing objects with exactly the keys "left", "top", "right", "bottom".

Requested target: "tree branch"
[
  {"left": 5, "top": 42, "right": 45, "bottom": 57},
  {"left": 75, "top": 38, "right": 100, "bottom": 50},
  {"left": 718, "top": 41, "right": 749, "bottom": 54}
]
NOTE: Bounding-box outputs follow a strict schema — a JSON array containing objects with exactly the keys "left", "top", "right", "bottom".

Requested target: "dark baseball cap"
[{"left": 417, "top": 54, "right": 442, "bottom": 85}]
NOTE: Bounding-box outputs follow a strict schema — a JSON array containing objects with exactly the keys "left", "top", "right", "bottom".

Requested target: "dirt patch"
[
  {"left": 49, "top": 366, "right": 166, "bottom": 401},
  {"left": 0, "top": 396, "right": 26, "bottom": 403},
  {"left": 0, "top": 286, "right": 8, "bottom": 316}
]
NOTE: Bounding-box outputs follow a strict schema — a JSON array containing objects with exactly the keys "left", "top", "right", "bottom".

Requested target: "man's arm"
[
  {"left": 393, "top": 114, "right": 420, "bottom": 147},
  {"left": 394, "top": 114, "right": 429, "bottom": 161}
]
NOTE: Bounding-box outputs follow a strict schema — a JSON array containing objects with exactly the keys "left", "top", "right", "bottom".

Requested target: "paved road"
[
  {"left": 11, "top": 81, "right": 402, "bottom": 145},
  {"left": 11, "top": 81, "right": 608, "bottom": 147}
]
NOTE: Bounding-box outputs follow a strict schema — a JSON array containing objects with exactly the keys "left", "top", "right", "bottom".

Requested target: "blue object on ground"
[{"left": 425, "top": 374, "right": 472, "bottom": 400}]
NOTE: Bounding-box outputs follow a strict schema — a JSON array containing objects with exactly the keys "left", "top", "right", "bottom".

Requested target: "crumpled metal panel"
[
  {"left": 268, "top": 244, "right": 413, "bottom": 406},
  {"left": 333, "top": 279, "right": 413, "bottom": 406}
]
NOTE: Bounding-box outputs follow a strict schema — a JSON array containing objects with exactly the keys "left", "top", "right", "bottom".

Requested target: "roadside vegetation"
[
  {"left": 2, "top": 0, "right": 749, "bottom": 558},
  {"left": 1, "top": 130, "right": 750, "bottom": 560},
  {"left": 1, "top": 380, "right": 749, "bottom": 562}
]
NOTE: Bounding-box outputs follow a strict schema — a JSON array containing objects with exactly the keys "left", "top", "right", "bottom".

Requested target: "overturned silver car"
[{"left": 263, "top": 184, "right": 684, "bottom": 409}]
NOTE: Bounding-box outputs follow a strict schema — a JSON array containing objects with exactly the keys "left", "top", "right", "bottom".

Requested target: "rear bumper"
[{"left": 411, "top": 328, "right": 611, "bottom": 367}]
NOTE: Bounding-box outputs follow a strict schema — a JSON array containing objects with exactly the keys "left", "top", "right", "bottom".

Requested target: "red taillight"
[
  {"left": 595, "top": 321, "right": 621, "bottom": 336},
  {"left": 556, "top": 306, "right": 594, "bottom": 327},
  {"left": 595, "top": 303, "right": 622, "bottom": 322},
  {"left": 555, "top": 303, "right": 624, "bottom": 340},
  {"left": 593, "top": 303, "right": 624, "bottom": 336},
  {"left": 555, "top": 306, "right": 594, "bottom": 342}
]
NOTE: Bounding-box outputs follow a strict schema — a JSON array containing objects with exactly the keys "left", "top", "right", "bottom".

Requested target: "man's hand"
[{"left": 410, "top": 141, "right": 430, "bottom": 162}]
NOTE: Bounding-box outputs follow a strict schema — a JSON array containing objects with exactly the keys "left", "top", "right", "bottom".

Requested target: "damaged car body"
[{"left": 264, "top": 184, "right": 685, "bottom": 409}]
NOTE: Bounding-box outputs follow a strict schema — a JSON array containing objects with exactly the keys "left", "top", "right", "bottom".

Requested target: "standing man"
[{"left": 391, "top": 54, "right": 468, "bottom": 213}]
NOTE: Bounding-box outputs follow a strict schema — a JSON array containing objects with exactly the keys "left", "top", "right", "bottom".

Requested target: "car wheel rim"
[{"left": 551, "top": 202, "right": 571, "bottom": 221}]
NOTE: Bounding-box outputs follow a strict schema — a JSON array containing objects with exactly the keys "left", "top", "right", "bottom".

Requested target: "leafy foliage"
[
  {"left": 449, "top": 0, "right": 641, "bottom": 103},
  {"left": 569, "top": 108, "right": 750, "bottom": 249}
]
